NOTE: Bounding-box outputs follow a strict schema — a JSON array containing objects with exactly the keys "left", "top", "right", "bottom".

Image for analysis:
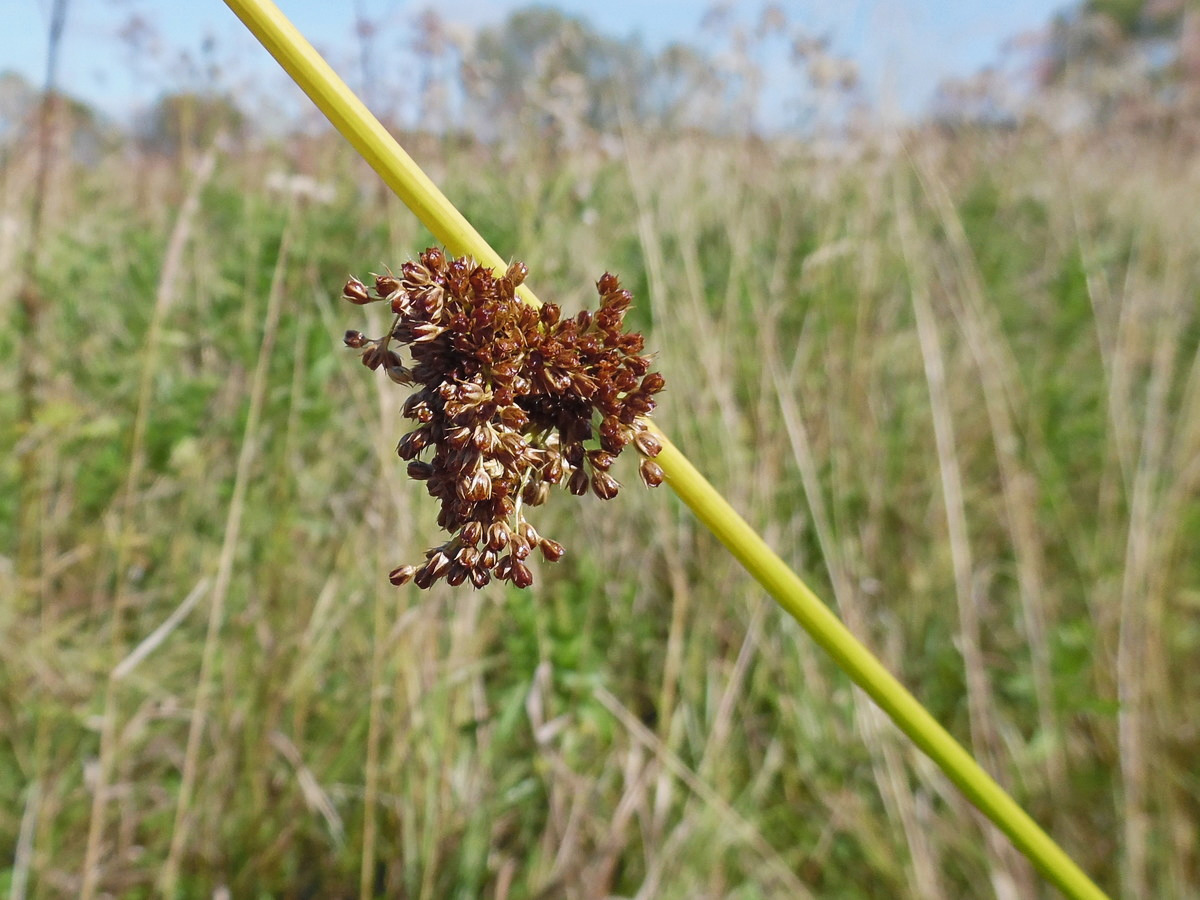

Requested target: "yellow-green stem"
[{"left": 220, "top": 2, "right": 1110, "bottom": 898}]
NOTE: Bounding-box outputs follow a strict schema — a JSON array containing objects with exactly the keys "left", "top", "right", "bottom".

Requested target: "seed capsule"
[
  {"left": 389, "top": 565, "right": 416, "bottom": 585},
  {"left": 511, "top": 560, "right": 534, "bottom": 589},
  {"left": 506, "top": 260, "right": 528, "bottom": 286},
  {"left": 539, "top": 538, "right": 565, "bottom": 562},
  {"left": 633, "top": 429, "right": 662, "bottom": 458},
  {"left": 591, "top": 471, "right": 620, "bottom": 500},
  {"left": 342, "top": 276, "right": 372, "bottom": 305},
  {"left": 407, "top": 461, "right": 434, "bottom": 480},
  {"left": 639, "top": 458, "right": 665, "bottom": 488}
]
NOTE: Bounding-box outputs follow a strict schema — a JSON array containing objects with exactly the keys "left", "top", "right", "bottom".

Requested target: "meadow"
[{"left": 2, "top": 119, "right": 1199, "bottom": 898}]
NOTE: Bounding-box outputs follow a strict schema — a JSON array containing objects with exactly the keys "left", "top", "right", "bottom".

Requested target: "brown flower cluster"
[{"left": 342, "top": 247, "right": 665, "bottom": 589}]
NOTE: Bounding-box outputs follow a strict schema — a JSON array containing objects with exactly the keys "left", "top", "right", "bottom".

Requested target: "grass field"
[{"left": 2, "top": 122, "right": 1199, "bottom": 898}]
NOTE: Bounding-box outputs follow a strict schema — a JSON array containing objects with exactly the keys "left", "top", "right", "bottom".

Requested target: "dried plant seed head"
[{"left": 340, "top": 248, "right": 664, "bottom": 589}]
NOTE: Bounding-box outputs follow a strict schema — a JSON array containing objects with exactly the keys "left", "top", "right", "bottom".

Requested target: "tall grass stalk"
[{"left": 220, "top": 0, "right": 1110, "bottom": 897}]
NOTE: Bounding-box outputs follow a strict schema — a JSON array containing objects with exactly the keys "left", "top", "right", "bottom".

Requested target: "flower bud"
[
  {"left": 568, "top": 468, "right": 590, "bottom": 496},
  {"left": 461, "top": 521, "right": 483, "bottom": 546},
  {"left": 375, "top": 273, "right": 401, "bottom": 296},
  {"left": 407, "top": 460, "right": 434, "bottom": 480},
  {"left": 591, "top": 471, "right": 620, "bottom": 500},
  {"left": 389, "top": 564, "right": 416, "bottom": 585},
  {"left": 639, "top": 458, "right": 665, "bottom": 488},
  {"left": 342, "top": 276, "right": 372, "bottom": 305},
  {"left": 487, "top": 522, "right": 510, "bottom": 552},
  {"left": 387, "top": 364, "right": 414, "bottom": 385},
  {"left": 344, "top": 330, "right": 367, "bottom": 348},
  {"left": 460, "top": 464, "right": 492, "bottom": 501},
  {"left": 396, "top": 428, "right": 431, "bottom": 459},
  {"left": 421, "top": 246, "right": 445, "bottom": 271},
  {"left": 633, "top": 429, "right": 662, "bottom": 458},
  {"left": 511, "top": 560, "right": 534, "bottom": 589},
  {"left": 506, "top": 260, "right": 528, "bottom": 286},
  {"left": 539, "top": 538, "right": 565, "bottom": 562},
  {"left": 597, "top": 272, "right": 620, "bottom": 295}
]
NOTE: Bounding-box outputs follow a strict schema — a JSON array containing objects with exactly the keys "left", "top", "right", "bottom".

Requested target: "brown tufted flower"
[{"left": 342, "top": 249, "right": 664, "bottom": 589}]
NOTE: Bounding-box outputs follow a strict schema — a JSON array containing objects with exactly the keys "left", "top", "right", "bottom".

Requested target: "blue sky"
[{"left": 5, "top": 0, "right": 1070, "bottom": 125}]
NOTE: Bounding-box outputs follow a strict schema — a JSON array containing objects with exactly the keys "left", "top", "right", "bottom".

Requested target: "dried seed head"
[{"left": 342, "top": 248, "right": 664, "bottom": 589}]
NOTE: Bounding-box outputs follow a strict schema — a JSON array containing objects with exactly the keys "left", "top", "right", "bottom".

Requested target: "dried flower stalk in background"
[{"left": 342, "top": 248, "right": 664, "bottom": 589}]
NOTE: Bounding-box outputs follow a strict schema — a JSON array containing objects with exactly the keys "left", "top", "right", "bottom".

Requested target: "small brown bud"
[
  {"left": 344, "top": 330, "right": 367, "bottom": 348},
  {"left": 568, "top": 468, "right": 590, "bottom": 496},
  {"left": 639, "top": 458, "right": 665, "bottom": 487},
  {"left": 343, "top": 276, "right": 372, "bottom": 305},
  {"left": 586, "top": 449, "right": 616, "bottom": 471},
  {"left": 510, "top": 535, "right": 531, "bottom": 560},
  {"left": 427, "top": 550, "right": 452, "bottom": 580},
  {"left": 421, "top": 247, "right": 445, "bottom": 271},
  {"left": 447, "top": 564, "right": 469, "bottom": 587},
  {"left": 633, "top": 429, "right": 662, "bottom": 458},
  {"left": 460, "top": 465, "right": 492, "bottom": 501},
  {"left": 375, "top": 273, "right": 401, "bottom": 296},
  {"left": 604, "top": 289, "right": 633, "bottom": 313},
  {"left": 539, "top": 538, "right": 565, "bottom": 562},
  {"left": 522, "top": 480, "right": 550, "bottom": 506},
  {"left": 495, "top": 555, "right": 514, "bottom": 581},
  {"left": 511, "top": 560, "right": 534, "bottom": 589},
  {"left": 396, "top": 428, "right": 431, "bottom": 459},
  {"left": 461, "top": 521, "right": 483, "bottom": 546},
  {"left": 361, "top": 346, "right": 385, "bottom": 370},
  {"left": 414, "top": 563, "right": 437, "bottom": 590},
  {"left": 506, "top": 260, "right": 528, "bottom": 286},
  {"left": 540, "top": 303, "right": 561, "bottom": 326},
  {"left": 387, "top": 364, "right": 414, "bottom": 385},
  {"left": 487, "top": 522, "right": 510, "bottom": 552},
  {"left": 597, "top": 272, "right": 620, "bottom": 295},
  {"left": 470, "top": 567, "right": 491, "bottom": 588},
  {"left": 640, "top": 372, "right": 666, "bottom": 394},
  {"left": 591, "top": 471, "right": 620, "bottom": 500},
  {"left": 389, "top": 564, "right": 417, "bottom": 585},
  {"left": 407, "top": 461, "right": 434, "bottom": 480}
]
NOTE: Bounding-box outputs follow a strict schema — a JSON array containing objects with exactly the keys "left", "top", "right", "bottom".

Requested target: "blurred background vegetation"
[{"left": 2, "top": 1, "right": 1200, "bottom": 897}]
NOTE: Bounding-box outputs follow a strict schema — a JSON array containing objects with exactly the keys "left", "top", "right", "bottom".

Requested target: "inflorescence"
[{"left": 342, "top": 248, "right": 665, "bottom": 590}]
